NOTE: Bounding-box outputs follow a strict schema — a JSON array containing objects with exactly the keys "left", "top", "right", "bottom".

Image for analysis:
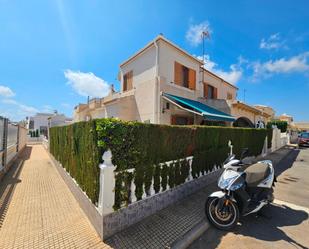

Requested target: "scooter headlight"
[{"left": 230, "top": 181, "right": 244, "bottom": 191}]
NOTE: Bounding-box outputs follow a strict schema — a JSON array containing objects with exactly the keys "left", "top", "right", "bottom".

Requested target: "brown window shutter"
[
  {"left": 214, "top": 87, "right": 218, "bottom": 99},
  {"left": 123, "top": 75, "right": 127, "bottom": 91},
  {"left": 171, "top": 115, "right": 176, "bottom": 125},
  {"left": 203, "top": 83, "right": 208, "bottom": 98},
  {"left": 128, "top": 71, "right": 133, "bottom": 90},
  {"left": 188, "top": 69, "right": 196, "bottom": 90},
  {"left": 174, "top": 61, "right": 182, "bottom": 86},
  {"left": 188, "top": 117, "right": 194, "bottom": 125}
]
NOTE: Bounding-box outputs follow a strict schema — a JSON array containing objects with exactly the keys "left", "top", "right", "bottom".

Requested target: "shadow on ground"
[
  {"left": 191, "top": 203, "right": 308, "bottom": 249},
  {"left": 274, "top": 148, "right": 300, "bottom": 177},
  {"left": 190, "top": 148, "right": 309, "bottom": 249},
  {"left": 0, "top": 146, "right": 32, "bottom": 228}
]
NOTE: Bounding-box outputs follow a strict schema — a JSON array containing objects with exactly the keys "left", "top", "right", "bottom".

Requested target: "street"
[{"left": 189, "top": 147, "right": 309, "bottom": 249}]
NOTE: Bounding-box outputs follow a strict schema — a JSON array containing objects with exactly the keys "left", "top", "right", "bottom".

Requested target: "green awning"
[{"left": 163, "top": 93, "right": 236, "bottom": 122}]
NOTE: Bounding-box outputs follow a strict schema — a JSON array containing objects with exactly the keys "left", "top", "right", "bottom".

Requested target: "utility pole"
[{"left": 201, "top": 31, "right": 210, "bottom": 85}]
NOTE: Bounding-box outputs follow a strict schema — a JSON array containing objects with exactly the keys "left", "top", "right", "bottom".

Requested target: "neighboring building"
[
  {"left": 27, "top": 112, "right": 72, "bottom": 136},
  {"left": 278, "top": 113, "right": 294, "bottom": 126},
  {"left": 254, "top": 105, "right": 275, "bottom": 120},
  {"left": 230, "top": 102, "right": 271, "bottom": 128},
  {"left": 293, "top": 122, "right": 309, "bottom": 131},
  {"left": 74, "top": 35, "right": 271, "bottom": 127}
]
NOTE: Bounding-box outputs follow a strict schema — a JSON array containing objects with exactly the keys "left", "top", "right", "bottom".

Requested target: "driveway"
[{"left": 189, "top": 148, "right": 309, "bottom": 249}]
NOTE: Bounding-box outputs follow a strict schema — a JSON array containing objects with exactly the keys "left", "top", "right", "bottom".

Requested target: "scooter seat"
[{"left": 244, "top": 162, "right": 270, "bottom": 187}]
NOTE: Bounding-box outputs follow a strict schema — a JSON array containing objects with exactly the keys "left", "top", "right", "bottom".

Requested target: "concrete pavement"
[
  {"left": 0, "top": 145, "right": 111, "bottom": 249},
  {"left": 189, "top": 148, "right": 309, "bottom": 249},
  {"left": 0, "top": 144, "right": 298, "bottom": 249},
  {"left": 104, "top": 147, "right": 293, "bottom": 249}
]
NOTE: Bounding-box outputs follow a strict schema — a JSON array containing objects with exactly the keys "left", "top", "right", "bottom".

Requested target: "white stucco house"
[
  {"left": 27, "top": 112, "right": 72, "bottom": 136},
  {"left": 74, "top": 35, "right": 271, "bottom": 127}
]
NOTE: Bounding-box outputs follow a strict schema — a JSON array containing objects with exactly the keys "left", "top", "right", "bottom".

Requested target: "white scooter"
[{"left": 205, "top": 148, "right": 276, "bottom": 230}]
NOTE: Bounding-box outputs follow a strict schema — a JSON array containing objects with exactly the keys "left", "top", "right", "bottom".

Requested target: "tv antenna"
[{"left": 201, "top": 30, "right": 210, "bottom": 84}]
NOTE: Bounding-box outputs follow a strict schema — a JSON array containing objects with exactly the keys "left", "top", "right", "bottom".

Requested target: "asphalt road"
[{"left": 189, "top": 147, "right": 309, "bottom": 249}]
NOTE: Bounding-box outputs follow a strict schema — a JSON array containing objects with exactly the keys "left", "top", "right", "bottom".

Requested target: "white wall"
[
  {"left": 30, "top": 114, "right": 51, "bottom": 131},
  {"left": 121, "top": 45, "right": 157, "bottom": 91},
  {"left": 120, "top": 45, "right": 157, "bottom": 123},
  {"left": 203, "top": 72, "right": 237, "bottom": 100},
  {"left": 158, "top": 40, "right": 202, "bottom": 99}
]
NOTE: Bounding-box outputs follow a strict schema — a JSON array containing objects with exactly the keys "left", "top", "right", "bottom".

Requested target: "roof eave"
[
  {"left": 202, "top": 68, "right": 239, "bottom": 90},
  {"left": 120, "top": 35, "right": 203, "bottom": 68}
]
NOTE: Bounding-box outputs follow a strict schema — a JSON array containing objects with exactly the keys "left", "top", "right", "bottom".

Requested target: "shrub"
[
  {"left": 49, "top": 121, "right": 101, "bottom": 204},
  {"left": 95, "top": 119, "right": 267, "bottom": 209},
  {"left": 267, "top": 120, "right": 288, "bottom": 133},
  {"left": 50, "top": 118, "right": 267, "bottom": 210}
]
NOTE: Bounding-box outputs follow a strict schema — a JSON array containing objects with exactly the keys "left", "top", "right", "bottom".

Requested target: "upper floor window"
[
  {"left": 174, "top": 61, "right": 196, "bottom": 90},
  {"left": 203, "top": 83, "right": 217, "bottom": 99},
  {"left": 123, "top": 71, "right": 133, "bottom": 92}
]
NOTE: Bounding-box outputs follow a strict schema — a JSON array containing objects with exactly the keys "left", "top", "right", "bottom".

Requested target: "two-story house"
[{"left": 74, "top": 35, "right": 271, "bottom": 127}]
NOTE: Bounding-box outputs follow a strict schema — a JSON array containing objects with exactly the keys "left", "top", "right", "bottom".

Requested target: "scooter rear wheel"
[{"left": 205, "top": 197, "right": 239, "bottom": 230}]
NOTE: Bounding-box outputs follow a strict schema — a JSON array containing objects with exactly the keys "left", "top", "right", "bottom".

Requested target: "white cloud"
[
  {"left": 42, "top": 105, "right": 55, "bottom": 113},
  {"left": 186, "top": 21, "right": 211, "bottom": 46},
  {"left": 197, "top": 55, "right": 243, "bottom": 84},
  {"left": 260, "top": 33, "right": 287, "bottom": 50},
  {"left": 252, "top": 52, "right": 309, "bottom": 79},
  {"left": 61, "top": 103, "right": 71, "bottom": 109},
  {"left": 65, "top": 70, "right": 110, "bottom": 98},
  {"left": 0, "top": 85, "right": 15, "bottom": 97},
  {"left": 1, "top": 98, "right": 39, "bottom": 121},
  {"left": 2, "top": 99, "right": 18, "bottom": 105}
]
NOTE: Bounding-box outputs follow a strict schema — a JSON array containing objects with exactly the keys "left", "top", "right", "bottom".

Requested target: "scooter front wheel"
[{"left": 205, "top": 196, "right": 239, "bottom": 230}]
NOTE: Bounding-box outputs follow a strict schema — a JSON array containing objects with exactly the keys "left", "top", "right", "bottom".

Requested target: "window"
[
  {"left": 174, "top": 62, "right": 196, "bottom": 90},
  {"left": 40, "top": 126, "right": 48, "bottom": 136},
  {"left": 227, "top": 92, "right": 233, "bottom": 100},
  {"left": 301, "top": 133, "right": 309, "bottom": 138},
  {"left": 171, "top": 115, "right": 194, "bottom": 125},
  {"left": 123, "top": 71, "right": 133, "bottom": 92},
  {"left": 203, "top": 83, "right": 217, "bottom": 99},
  {"left": 29, "top": 120, "right": 34, "bottom": 129}
]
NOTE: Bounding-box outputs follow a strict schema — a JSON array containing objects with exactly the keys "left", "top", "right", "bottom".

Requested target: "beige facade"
[
  {"left": 231, "top": 101, "right": 271, "bottom": 127},
  {"left": 254, "top": 105, "right": 275, "bottom": 120},
  {"left": 294, "top": 122, "right": 309, "bottom": 131},
  {"left": 278, "top": 113, "right": 294, "bottom": 125},
  {"left": 73, "top": 35, "right": 273, "bottom": 127}
]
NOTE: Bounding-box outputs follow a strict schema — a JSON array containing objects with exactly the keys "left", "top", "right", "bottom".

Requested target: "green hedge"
[
  {"left": 49, "top": 118, "right": 267, "bottom": 210},
  {"left": 95, "top": 119, "right": 267, "bottom": 209},
  {"left": 267, "top": 120, "right": 288, "bottom": 133},
  {"left": 49, "top": 121, "right": 101, "bottom": 204}
]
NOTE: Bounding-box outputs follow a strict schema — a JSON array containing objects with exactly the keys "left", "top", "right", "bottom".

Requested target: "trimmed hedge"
[
  {"left": 49, "top": 121, "right": 101, "bottom": 204},
  {"left": 267, "top": 120, "right": 288, "bottom": 133},
  {"left": 49, "top": 118, "right": 268, "bottom": 210}
]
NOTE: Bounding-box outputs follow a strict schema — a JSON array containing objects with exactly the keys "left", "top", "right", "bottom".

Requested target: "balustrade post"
[
  {"left": 187, "top": 158, "right": 193, "bottom": 181},
  {"left": 98, "top": 149, "right": 116, "bottom": 215},
  {"left": 130, "top": 177, "right": 137, "bottom": 203}
]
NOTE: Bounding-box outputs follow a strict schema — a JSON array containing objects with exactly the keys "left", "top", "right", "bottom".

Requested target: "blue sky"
[{"left": 0, "top": 0, "right": 308, "bottom": 121}]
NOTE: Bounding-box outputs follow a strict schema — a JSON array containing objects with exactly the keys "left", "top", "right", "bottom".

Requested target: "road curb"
[{"left": 171, "top": 219, "right": 210, "bottom": 249}]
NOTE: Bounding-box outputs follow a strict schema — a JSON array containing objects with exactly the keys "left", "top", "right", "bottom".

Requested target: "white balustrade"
[
  {"left": 98, "top": 149, "right": 116, "bottom": 215},
  {"left": 130, "top": 179, "right": 137, "bottom": 203},
  {"left": 98, "top": 150, "right": 220, "bottom": 212}
]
